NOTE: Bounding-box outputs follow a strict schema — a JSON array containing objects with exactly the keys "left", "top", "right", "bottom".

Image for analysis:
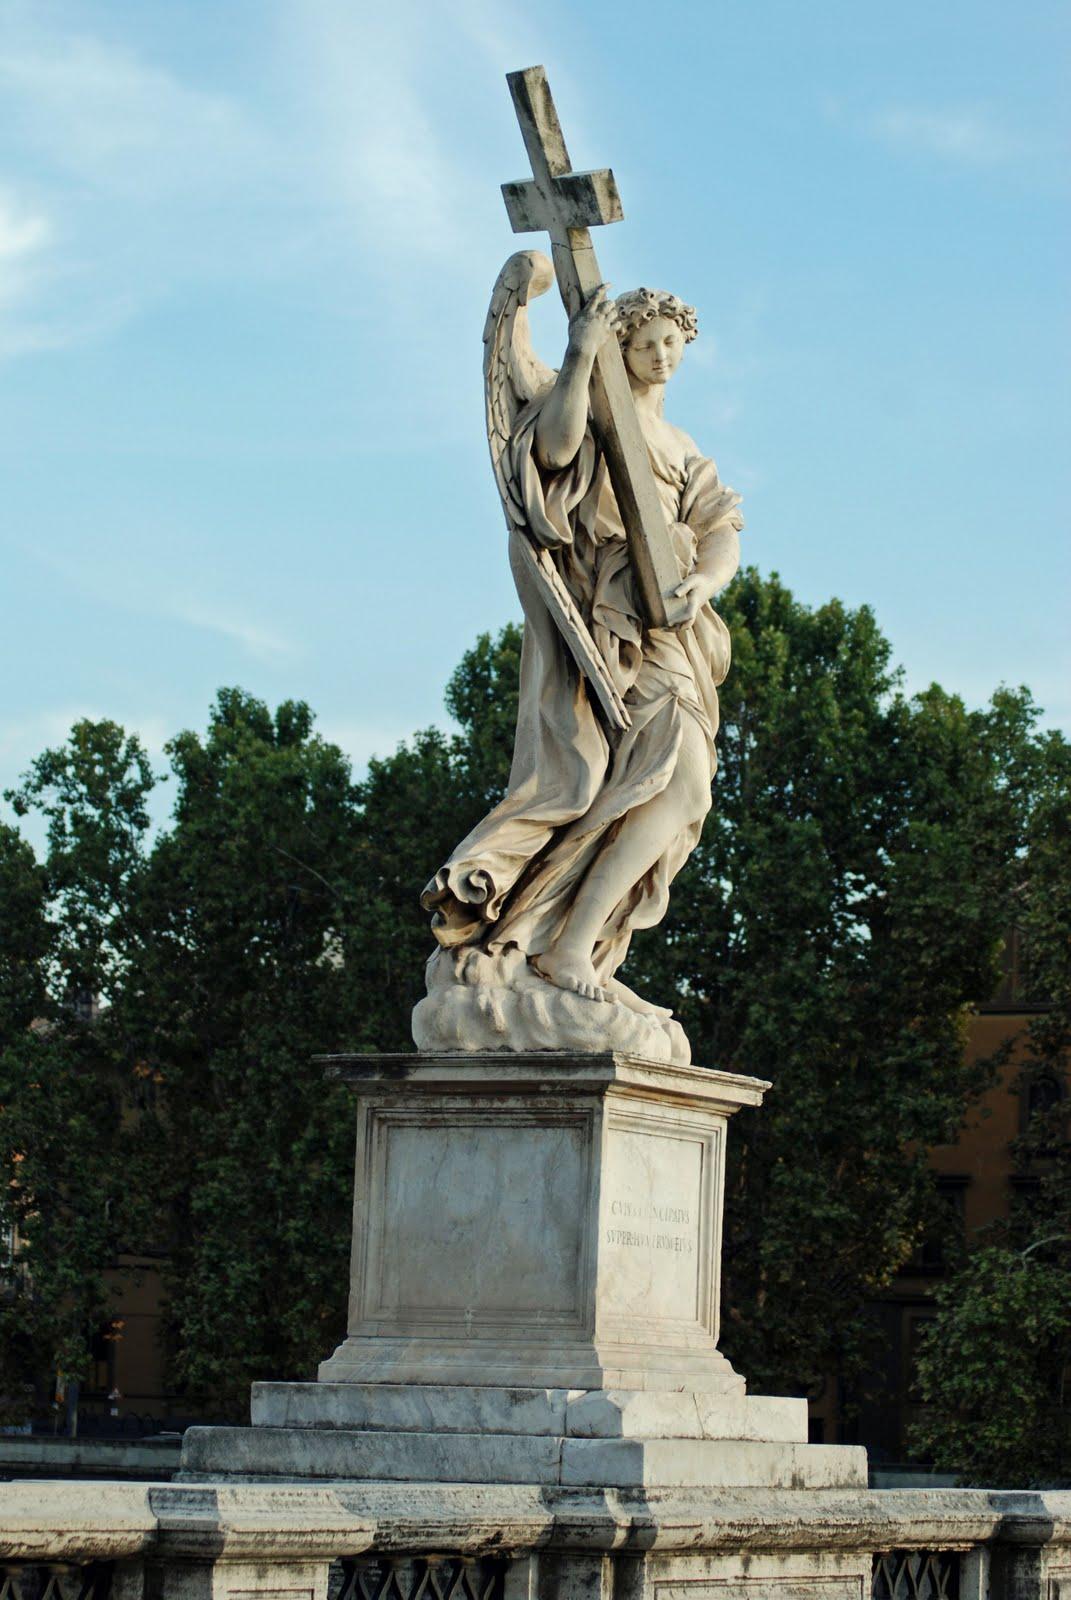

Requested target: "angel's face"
[{"left": 622, "top": 316, "right": 685, "bottom": 387}]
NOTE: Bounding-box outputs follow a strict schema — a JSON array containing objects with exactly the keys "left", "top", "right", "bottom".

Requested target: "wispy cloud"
[
  {"left": 0, "top": 29, "right": 265, "bottom": 197},
  {"left": 0, "top": 705, "right": 172, "bottom": 779},
  {"left": 253, "top": 0, "right": 577, "bottom": 440},
  {"left": 171, "top": 603, "right": 296, "bottom": 662},
  {"left": 822, "top": 92, "right": 1034, "bottom": 171},
  {"left": 283, "top": 1, "right": 478, "bottom": 265},
  {"left": 0, "top": 184, "right": 57, "bottom": 352},
  {"left": 0, "top": 188, "right": 49, "bottom": 264},
  {"left": 868, "top": 105, "right": 1025, "bottom": 166},
  {"left": 273, "top": 0, "right": 556, "bottom": 281},
  {"left": 8, "top": 533, "right": 297, "bottom": 664},
  {"left": 0, "top": 0, "right": 544, "bottom": 364},
  {"left": 0, "top": 5, "right": 276, "bottom": 360}
]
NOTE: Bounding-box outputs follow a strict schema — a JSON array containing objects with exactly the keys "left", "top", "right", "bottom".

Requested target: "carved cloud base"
[{"left": 412, "top": 946, "right": 691, "bottom": 1066}]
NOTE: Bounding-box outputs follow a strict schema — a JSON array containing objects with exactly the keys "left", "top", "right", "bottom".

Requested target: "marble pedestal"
[
  {"left": 322, "top": 1051, "right": 760, "bottom": 1393},
  {"left": 181, "top": 1053, "right": 866, "bottom": 1490}
]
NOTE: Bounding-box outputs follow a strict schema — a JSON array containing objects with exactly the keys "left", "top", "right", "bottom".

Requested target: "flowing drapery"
[{"left": 422, "top": 405, "right": 742, "bottom": 982}]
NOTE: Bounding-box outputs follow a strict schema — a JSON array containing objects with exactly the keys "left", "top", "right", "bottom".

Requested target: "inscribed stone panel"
[{"left": 600, "top": 1122, "right": 705, "bottom": 1323}]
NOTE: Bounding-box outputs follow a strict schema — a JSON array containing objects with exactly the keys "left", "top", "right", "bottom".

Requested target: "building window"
[
  {"left": 86, "top": 1320, "right": 124, "bottom": 1397},
  {"left": 1018, "top": 1067, "right": 1067, "bottom": 1147},
  {"left": 906, "top": 1175, "right": 969, "bottom": 1274},
  {"left": 982, "top": 925, "right": 1053, "bottom": 1011}
]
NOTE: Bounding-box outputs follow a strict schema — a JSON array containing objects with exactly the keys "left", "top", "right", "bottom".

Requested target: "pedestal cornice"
[{"left": 318, "top": 1051, "right": 770, "bottom": 1113}]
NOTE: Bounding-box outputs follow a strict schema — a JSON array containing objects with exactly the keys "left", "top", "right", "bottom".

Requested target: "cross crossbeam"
[
  {"left": 503, "top": 66, "right": 688, "bottom": 631},
  {"left": 501, "top": 169, "right": 623, "bottom": 235}
]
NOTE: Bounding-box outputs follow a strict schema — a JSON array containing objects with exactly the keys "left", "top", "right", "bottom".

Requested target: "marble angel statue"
[{"left": 413, "top": 251, "right": 743, "bottom": 1066}]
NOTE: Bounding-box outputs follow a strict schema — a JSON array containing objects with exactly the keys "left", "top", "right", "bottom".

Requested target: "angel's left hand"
[{"left": 671, "top": 572, "right": 712, "bottom": 627}]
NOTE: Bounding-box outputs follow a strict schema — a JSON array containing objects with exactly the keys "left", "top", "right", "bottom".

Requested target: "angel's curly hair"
[{"left": 614, "top": 287, "right": 698, "bottom": 346}]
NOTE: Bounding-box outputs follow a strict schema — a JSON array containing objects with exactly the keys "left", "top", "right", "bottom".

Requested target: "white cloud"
[
  {"left": 171, "top": 603, "right": 296, "bottom": 662},
  {"left": 0, "top": 6, "right": 276, "bottom": 360},
  {"left": 0, "top": 189, "right": 49, "bottom": 263},
  {"left": 0, "top": 0, "right": 563, "bottom": 368},
  {"left": 273, "top": 0, "right": 542, "bottom": 277},
  {"left": 0, "top": 30, "right": 264, "bottom": 198},
  {"left": 0, "top": 179, "right": 138, "bottom": 355},
  {"left": 0, "top": 185, "right": 56, "bottom": 352},
  {"left": 868, "top": 105, "right": 1024, "bottom": 166},
  {"left": 9, "top": 533, "right": 297, "bottom": 663},
  {"left": 284, "top": 5, "right": 470, "bottom": 262}
]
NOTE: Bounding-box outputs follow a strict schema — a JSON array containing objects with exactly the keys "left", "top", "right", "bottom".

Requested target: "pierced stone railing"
[
  {"left": 1, "top": 1566, "right": 115, "bottom": 1600},
  {"left": 1, "top": 1483, "right": 1069, "bottom": 1600},
  {"left": 334, "top": 1557, "right": 508, "bottom": 1600},
  {"left": 872, "top": 1549, "right": 965, "bottom": 1599}
]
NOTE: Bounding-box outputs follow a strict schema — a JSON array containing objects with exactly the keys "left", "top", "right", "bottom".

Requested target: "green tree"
[
  {"left": 383, "top": 577, "right": 1040, "bottom": 1416},
  {"left": 121, "top": 690, "right": 369, "bottom": 1409},
  {"left": 348, "top": 625, "right": 523, "bottom": 1047},
  {"left": 0, "top": 670, "right": 510, "bottom": 1417},
  {"left": 6, "top": 720, "right": 154, "bottom": 1007},
  {"left": 909, "top": 729, "right": 1071, "bottom": 1486},
  {"left": 0, "top": 725, "right": 156, "bottom": 1419},
  {"left": 0, "top": 822, "right": 50, "bottom": 1034},
  {"left": 616, "top": 575, "right": 1039, "bottom": 1406},
  {"left": 0, "top": 822, "right": 51, "bottom": 1417},
  {"left": 135, "top": 649, "right": 524, "bottom": 1407},
  {"left": 907, "top": 1243, "right": 1071, "bottom": 1487},
  {"left": 2, "top": 574, "right": 1064, "bottom": 1437}
]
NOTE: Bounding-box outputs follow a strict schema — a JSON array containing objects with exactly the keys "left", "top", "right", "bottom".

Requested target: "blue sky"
[{"left": 2, "top": 0, "right": 1068, "bottom": 830}]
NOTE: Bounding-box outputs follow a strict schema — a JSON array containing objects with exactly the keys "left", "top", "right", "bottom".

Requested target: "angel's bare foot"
[
  {"left": 605, "top": 976, "right": 673, "bottom": 1020},
  {"left": 531, "top": 948, "right": 609, "bottom": 1004}
]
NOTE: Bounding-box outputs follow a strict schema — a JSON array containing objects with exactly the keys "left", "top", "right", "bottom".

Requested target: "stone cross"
[{"left": 502, "top": 65, "right": 687, "bottom": 630}]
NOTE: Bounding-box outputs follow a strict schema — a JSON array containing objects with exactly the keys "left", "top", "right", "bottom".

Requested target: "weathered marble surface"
[
  {"left": 181, "top": 1424, "right": 865, "bottom": 1489},
  {"left": 250, "top": 1381, "right": 808, "bottom": 1443},
  {"left": 0, "top": 1480, "right": 375, "bottom": 1563},
  {"left": 316, "top": 1053, "right": 764, "bottom": 1394},
  {"left": 8, "top": 1479, "right": 1067, "bottom": 1599},
  {"left": 177, "top": 1053, "right": 867, "bottom": 1495}
]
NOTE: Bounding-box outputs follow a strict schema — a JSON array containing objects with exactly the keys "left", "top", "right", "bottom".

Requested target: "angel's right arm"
[{"left": 534, "top": 286, "right": 616, "bottom": 471}]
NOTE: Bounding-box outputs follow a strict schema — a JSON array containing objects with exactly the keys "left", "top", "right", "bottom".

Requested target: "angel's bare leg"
[{"left": 532, "top": 715, "right": 711, "bottom": 1007}]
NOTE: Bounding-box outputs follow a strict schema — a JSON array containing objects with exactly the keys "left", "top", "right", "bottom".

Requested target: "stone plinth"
[
  {"left": 317, "top": 1052, "right": 762, "bottom": 1393},
  {"left": 179, "top": 1378, "right": 861, "bottom": 1489},
  {"left": 181, "top": 1051, "right": 867, "bottom": 1490},
  {"left": 182, "top": 1413, "right": 861, "bottom": 1489}
]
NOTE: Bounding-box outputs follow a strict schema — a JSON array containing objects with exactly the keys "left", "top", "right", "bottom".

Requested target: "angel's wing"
[
  {"left": 483, "top": 250, "right": 557, "bottom": 528},
  {"left": 482, "top": 251, "right": 631, "bottom": 736}
]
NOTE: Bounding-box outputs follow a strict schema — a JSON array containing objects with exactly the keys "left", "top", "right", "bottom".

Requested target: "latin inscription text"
[{"left": 605, "top": 1197, "right": 694, "bottom": 1254}]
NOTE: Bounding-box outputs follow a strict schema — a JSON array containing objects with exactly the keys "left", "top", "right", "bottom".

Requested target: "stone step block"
[
  {"left": 250, "top": 1382, "right": 808, "bottom": 1443},
  {"left": 180, "top": 1424, "right": 864, "bottom": 1489},
  {"left": 251, "top": 1381, "right": 570, "bottom": 1436}
]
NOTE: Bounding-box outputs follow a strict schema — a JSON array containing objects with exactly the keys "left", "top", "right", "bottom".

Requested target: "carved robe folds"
[
  {"left": 422, "top": 410, "right": 743, "bottom": 984},
  {"left": 416, "top": 416, "right": 736, "bottom": 1075}
]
